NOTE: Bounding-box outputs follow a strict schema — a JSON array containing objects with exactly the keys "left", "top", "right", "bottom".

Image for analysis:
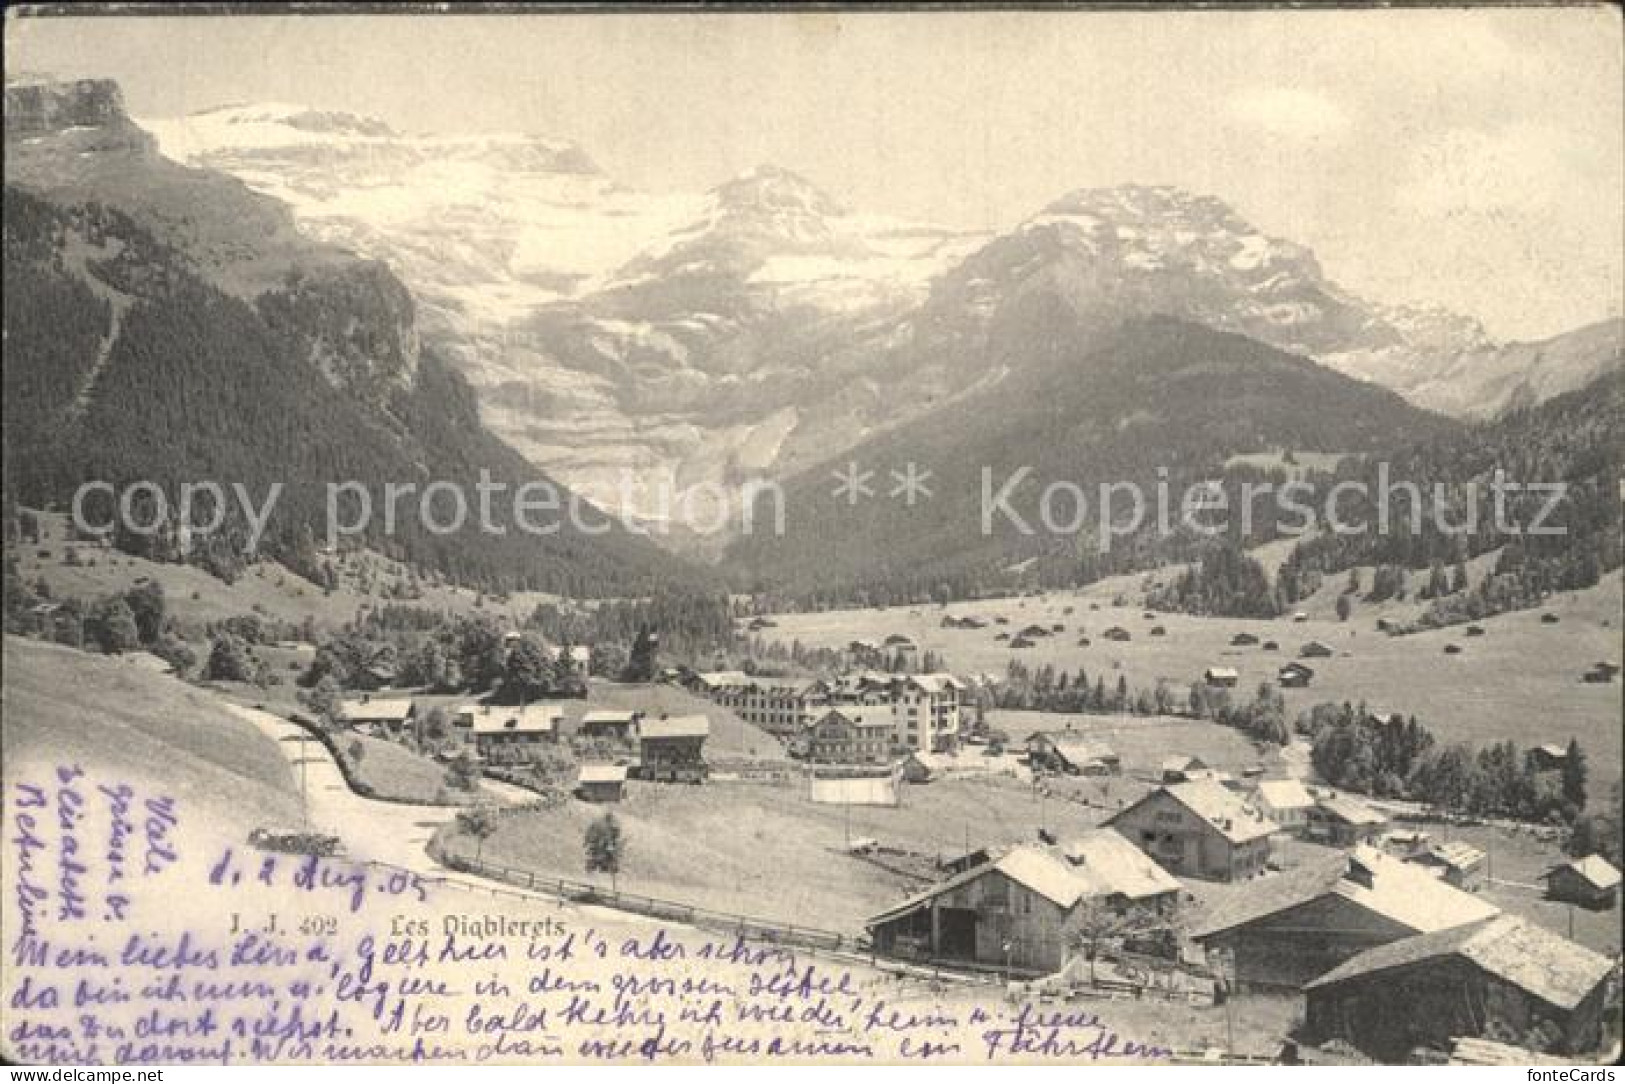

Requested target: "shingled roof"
[
  {"left": 1194, "top": 846, "right": 1499, "bottom": 940},
  {"left": 1305, "top": 915, "right": 1613, "bottom": 1011},
  {"left": 1108, "top": 781, "right": 1278, "bottom": 844}
]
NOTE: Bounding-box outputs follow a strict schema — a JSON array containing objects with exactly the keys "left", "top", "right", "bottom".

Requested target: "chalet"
[
  {"left": 1293, "top": 612, "right": 1309, "bottom": 622},
  {"left": 1581, "top": 661, "right": 1619, "bottom": 684},
  {"left": 577, "top": 709, "right": 641, "bottom": 743},
  {"left": 337, "top": 696, "right": 417, "bottom": 736},
  {"left": 1160, "top": 755, "right": 1208, "bottom": 783},
  {"left": 1103, "top": 781, "right": 1277, "bottom": 882},
  {"left": 1299, "top": 640, "right": 1334, "bottom": 658},
  {"left": 995, "top": 632, "right": 1011, "bottom": 641},
  {"left": 1528, "top": 743, "right": 1571, "bottom": 772},
  {"left": 1541, "top": 612, "right": 1560, "bottom": 624},
  {"left": 1465, "top": 625, "right": 1486, "bottom": 637},
  {"left": 1303, "top": 915, "right": 1614, "bottom": 1060},
  {"left": 1024, "top": 732, "right": 1120, "bottom": 776},
  {"left": 1543, "top": 856, "right": 1621, "bottom": 910},
  {"left": 1149, "top": 625, "right": 1167, "bottom": 637},
  {"left": 576, "top": 764, "right": 628, "bottom": 803},
  {"left": 1103, "top": 626, "right": 1132, "bottom": 642},
  {"left": 1017, "top": 624, "right": 1051, "bottom": 640},
  {"left": 865, "top": 840, "right": 1176, "bottom": 973},
  {"left": 1307, "top": 794, "right": 1389, "bottom": 846},
  {"left": 472, "top": 703, "right": 564, "bottom": 758},
  {"left": 1203, "top": 666, "right": 1240, "bottom": 688},
  {"left": 1009, "top": 636, "right": 1036, "bottom": 649},
  {"left": 805, "top": 708, "right": 893, "bottom": 765},
  {"left": 635, "top": 715, "right": 709, "bottom": 783},
  {"left": 1261, "top": 640, "right": 1280, "bottom": 652},
  {"left": 1253, "top": 778, "right": 1316, "bottom": 833},
  {"left": 1230, "top": 632, "right": 1260, "bottom": 647},
  {"left": 1406, "top": 840, "right": 1487, "bottom": 892},
  {"left": 1193, "top": 847, "right": 1500, "bottom": 991},
  {"left": 1278, "top": 662, "right": 1315, "bottom": 688},
  {"left": 1443, "top": 643, "right": 1462, "bottom": 655}
]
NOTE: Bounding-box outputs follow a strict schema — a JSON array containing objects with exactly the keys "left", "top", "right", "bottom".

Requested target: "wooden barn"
[
  {"left": 1304, "top": 915, "right": 1614, "bottom": 1061},
  {"left": 865, "top": 838, "right": 1178, "bottom": 974},
  {"left": 1193, "top": 847, "right": 1500, "bottom": 992},
  {"left": 576, "top": 763, "right": 628, "bottom": 803},
  {"left": 1278, "top": 662, "right": 1315, "bottom": 688}
]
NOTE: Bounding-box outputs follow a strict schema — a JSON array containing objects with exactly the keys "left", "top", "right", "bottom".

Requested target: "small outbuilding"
[
  {"left": 576, "top": 763, "right": 628, "bottom": 803},
  {"left": 1543, "top": 856, "right": 1621, "bottom": 910}
]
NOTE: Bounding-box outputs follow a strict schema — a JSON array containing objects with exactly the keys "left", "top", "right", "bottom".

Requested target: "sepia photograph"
[{"left": 1, "top": 3, "right": 1621, "bottom": 1072}]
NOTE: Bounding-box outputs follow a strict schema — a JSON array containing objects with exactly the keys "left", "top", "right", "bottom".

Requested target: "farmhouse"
[
  {"left": 1103, "top": 781, "right": 1277, "bottom": 882},
  {"left": 1025, "top": 732, "right": 1120, "bottom": 776},
  {"left": 1203, "top": 666, "right": 1240, "bottom": 688},
  {"left": 1230, "top": 632, "right": 1260, "bottom": 647},
  {"left": 576, "top": 763, "right": 628, "bottom": 803},
  {"left": 804, "top": 707, "right": 893, "bottom": 765},
  {"left": 1543, "top": 856, "right": 1621, "bottom": 910},
  {"left": 337, "top": 696, "right": 416, "bottom": 736},
  {"left": 635, "top": 714, "right": 710, "bottom": 783},
  {"left": 1307, "top": 794, "right": 1389, "bottom": 846},
  {"left": 865, "top": 841, "right": 1176, "bottom": 973},
  {"left": 1299, "top": 640, "right": 1334, "bottom": 658},
  {"left": 1303, "top": 915, "right": 1614, "bottom": 1060},
  {"left": 1103, "top": 626, "right": 1132, "bottom": 642},
  {"left": 1406, "top": 840, "right": 1487, "bottom": 892},
  {"left": 1193, "top": 847, "right": 1500, "bottom": 991},
  {"left": 472, "top": 703, "right": 564, "bottom": 758},
  {"left": 1253, "top": 778, "right": 1316, "bottom": 833},
  {"left": 577, "top": 709, "right": 641, "bottom": 743},
  {"left": 1278, "top": 662, "right": 1315, "bottom": 688}
]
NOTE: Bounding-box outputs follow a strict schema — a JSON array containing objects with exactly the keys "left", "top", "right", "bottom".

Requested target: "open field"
[
  {"left": 758, "top": 571, "right": 1624, "bottom": 800},
  {"left": 0, "top": 635, "right": 300, "bottom": 829},
  {"left": 445, "top": 770, "right": 1122, "bottom": 934}
]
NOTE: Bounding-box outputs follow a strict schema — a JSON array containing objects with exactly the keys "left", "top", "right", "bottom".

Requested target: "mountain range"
[
  {"left": 4, "top": 77, "right": 1619, "bottom": 601},
  {"left": 143, "top": 100, "right": 1620, "bottom": 541}
]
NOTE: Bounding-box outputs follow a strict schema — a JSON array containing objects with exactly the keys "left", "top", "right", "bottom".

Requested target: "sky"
[{"left": 7, "top": 7, "right": 1622, "bottom": 341}]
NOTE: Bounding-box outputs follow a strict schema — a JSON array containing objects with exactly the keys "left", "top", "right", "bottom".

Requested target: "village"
[{"left": 241, "top": 590, "right": 1624, "bottom": 1067}]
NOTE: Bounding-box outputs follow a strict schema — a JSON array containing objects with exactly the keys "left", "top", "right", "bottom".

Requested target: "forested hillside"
[{"left": 1, "top": 188, "right": 700, "bottom": 597}]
